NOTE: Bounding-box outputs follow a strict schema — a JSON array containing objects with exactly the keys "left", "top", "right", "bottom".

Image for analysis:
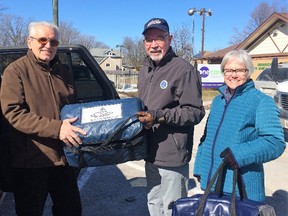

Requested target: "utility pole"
[{"left": 52, "top": 0, "right": 59, "bottom": 27}]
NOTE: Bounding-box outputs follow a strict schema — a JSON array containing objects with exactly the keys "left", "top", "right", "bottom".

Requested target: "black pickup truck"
[
  {"left": 0, "top": 44, "right": 120, "bottom": 195},
  {"left": 0, "top": 44, "right": 119, "bottom": 102}
]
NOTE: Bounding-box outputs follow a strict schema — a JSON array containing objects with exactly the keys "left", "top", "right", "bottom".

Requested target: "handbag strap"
[
  {"left": 97, "top": 113, "right": 140, "bottom": 148},
  {"left": 196, "top": 161, "right": 226, "bottom": 216},
  {"left": 227, "top": 168, "right": 248, "bottom": 215},
  {"left": 76, "top": 113, "right": 141, "bottom": 168},
  {"left": 214, "top": 165, "right": 248, "bottom": 200},
  {"left": 196, "top": 161, "right": 248, "bottom": 216},
  {"left": 77, "top": 113, "right": 141, "bottom": 154},
  {"left": 213, "top": 163, "right": 227, "bottom": 196},
  {"left": 230, "top": 168, "right": 238, "bottom": 216}
]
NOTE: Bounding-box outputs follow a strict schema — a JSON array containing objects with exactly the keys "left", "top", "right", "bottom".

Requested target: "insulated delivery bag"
[
  {"left": 171, "top": 161, "right": 276, "bottom": 216},
  {"left": 60, "top": 97, "right": 147, "bottom": 167}
]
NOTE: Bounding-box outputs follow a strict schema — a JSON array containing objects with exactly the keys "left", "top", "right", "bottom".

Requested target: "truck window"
[
  {"left": 72, "top": 53, "right": 103, "bottom": 102},
  {"left": 0, "top": 53, "right": 25, "bottom": 77},
  {"left": 1, "top": 51, "right": 106, "bottom": 103}
]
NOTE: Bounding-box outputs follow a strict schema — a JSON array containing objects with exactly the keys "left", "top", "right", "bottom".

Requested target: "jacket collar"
[{"left": 218, "top": 79, "right": 255, "bottom": 100}]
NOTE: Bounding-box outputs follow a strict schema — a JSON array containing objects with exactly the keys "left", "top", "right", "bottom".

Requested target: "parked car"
[
  {"left": 274, "top": 79, "right": 288, "bottom": 141},
  {"left": 254, "top": 58, "right": 288, "bottom": 141},
  {"left": 254, "top": 62, "right": 288, "bottom": 97},
  {"left": 0, "top": 45, "right": 119, "bottom": 102}
]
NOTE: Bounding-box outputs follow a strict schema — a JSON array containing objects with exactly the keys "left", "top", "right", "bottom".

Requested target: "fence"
[{"left": 105, "top": 70, "right": 139, "bottom": 89}]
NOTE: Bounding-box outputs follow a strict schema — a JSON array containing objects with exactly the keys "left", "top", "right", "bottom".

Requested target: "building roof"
[
  {"left": 205, "top": 44, "right": 239, "bottom": 59},
  {"left": 90, "top": 48, "right": 120, "bottom": 58},
  {"left": 90, "top": 48, "right": 121, "bottom": 64},
  {"left": 205, "top": 12, "right": 288, "bottom": 60},
  {"left": 239, "top": 12, "right": 288, "bottom": 56}
]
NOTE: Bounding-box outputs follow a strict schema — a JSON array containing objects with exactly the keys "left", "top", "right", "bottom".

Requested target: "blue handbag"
[
  {"left": 60, "top": 97, "right": 147, "bottom": 168},
  {"left": 171, "top": 161, "right": 276, "bottom": 216}
]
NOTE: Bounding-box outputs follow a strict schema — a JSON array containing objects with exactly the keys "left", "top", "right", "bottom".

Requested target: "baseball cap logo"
[
  {"left": 142, "top": 18, "right": 169, "bottom": 34},
  {"left": 147, "top": 19, "right": 162, "bottom": 27}
]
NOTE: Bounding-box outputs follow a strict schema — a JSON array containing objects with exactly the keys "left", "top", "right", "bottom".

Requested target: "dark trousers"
[{"left": 12, "top": 165, "right": 82, "bottom": 216}]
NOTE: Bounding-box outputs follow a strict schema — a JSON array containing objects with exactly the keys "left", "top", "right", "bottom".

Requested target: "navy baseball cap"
[{"left": 142, "top": 18, "right": 169, "bottom": 35}]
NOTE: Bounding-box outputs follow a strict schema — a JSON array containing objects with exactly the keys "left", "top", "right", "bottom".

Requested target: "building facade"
[{"left": 204, "top": 12, "right": 288, "bottom": 80}]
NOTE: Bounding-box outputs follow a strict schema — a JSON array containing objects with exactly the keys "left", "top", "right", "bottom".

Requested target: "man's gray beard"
[{"left": 150, "top": 53, "right": 163, "bottom": 63}]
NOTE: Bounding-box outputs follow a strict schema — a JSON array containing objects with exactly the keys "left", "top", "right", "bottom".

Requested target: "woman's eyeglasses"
[
  {"left": 223, "top": 69, "right": 248, "bottom": 76},
  {"left": 143, "top": 34, "right": 169, "bottom": 45},
  {"left": 30, "top": 36, "right": 59, "bottom": 47}
]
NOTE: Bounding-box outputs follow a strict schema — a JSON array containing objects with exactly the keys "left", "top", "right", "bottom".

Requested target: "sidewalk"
[{"left": 263, "top": 149, "right": 288, "bottom": 216}]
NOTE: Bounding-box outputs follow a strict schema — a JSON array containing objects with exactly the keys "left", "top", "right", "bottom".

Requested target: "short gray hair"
[
  {"left": 220, "top": 49, "right": 254, "bottom": 76},
  {"left": 28, "top": 21, "right": 60, "bottom": 40}
]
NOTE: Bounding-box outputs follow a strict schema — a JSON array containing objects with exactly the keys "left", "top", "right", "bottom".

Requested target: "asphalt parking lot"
[{"left": 1, "top": 108, "right": 287, "bottom": 216}]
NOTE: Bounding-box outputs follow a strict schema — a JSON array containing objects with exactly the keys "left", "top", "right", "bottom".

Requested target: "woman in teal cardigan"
[{"left": 193, "top": 49, "right": 286, "bottom": 202}]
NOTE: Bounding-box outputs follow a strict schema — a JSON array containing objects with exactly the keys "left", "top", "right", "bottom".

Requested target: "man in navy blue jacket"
[{"left": 137, "top": 18, "right": 205, "bottom": 216}]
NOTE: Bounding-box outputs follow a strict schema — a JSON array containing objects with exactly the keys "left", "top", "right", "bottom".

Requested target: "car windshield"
[
  {"left": 256, "top": 67, "right": 288, "bottom": 82},
  {"left": 277, "top": 68, "right": 288, "bottom": 82}
]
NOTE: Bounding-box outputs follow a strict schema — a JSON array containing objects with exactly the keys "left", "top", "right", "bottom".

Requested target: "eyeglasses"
[
  {"left": 143, "top": 34, "right": 169, "bottom": 45},
  {"left": 223, "top": 68, "right": 248, "bottom": 76},
  {"left": 30, "top": 36, "right": 59, "bottom": 47}
]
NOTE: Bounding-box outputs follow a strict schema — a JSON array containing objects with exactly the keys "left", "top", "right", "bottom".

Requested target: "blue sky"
[{"left": 1, "top": 0, "right": 287, "bottom": 53}]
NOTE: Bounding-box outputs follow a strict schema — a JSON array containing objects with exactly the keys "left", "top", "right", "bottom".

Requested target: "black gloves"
[{"left": 220, "top": 147, "right": 239, "bottom": 169}]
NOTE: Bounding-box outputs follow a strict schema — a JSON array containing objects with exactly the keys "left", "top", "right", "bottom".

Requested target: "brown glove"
[{"left": 137, "top": 111, "right": 154, "bottom": 129}]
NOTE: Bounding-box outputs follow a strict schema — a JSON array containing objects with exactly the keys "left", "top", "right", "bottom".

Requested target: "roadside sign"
[{"left": 198, "top": 64, "right": 224, "bottom": 88}]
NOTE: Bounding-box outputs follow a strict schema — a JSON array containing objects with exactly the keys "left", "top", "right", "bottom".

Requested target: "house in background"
[
  {"left": 89, "top": 48, "right": 138, "bottom": 89},
  {"left": 204, "top": 12, "right": 288, "bottom": 80},
  {"left": 90, "top": 48, "right": 123, "bottom": 71}
]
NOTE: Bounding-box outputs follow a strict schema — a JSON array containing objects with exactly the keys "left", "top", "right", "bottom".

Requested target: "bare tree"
[
  {"left": 120, "top": 23, "right": 193, "bottom": 70},
  {"left": 58, "top": 21, "right": 81, "bottom": 44},
  {"left": 76, "top": 35, "right": 109, "bottom": 50},
  {"left": 122, "top": 36, "right": 146, "bottom": 70},
  {"left": 0, "top": 16, "right": 109, "bottom": 48},
  {"left": 250, "top": 2, "right": 274, "bottom": 30},
  {"left": 0, "top": 14, "right": 30, "bottom": 46},
  {"left": 171, "top": 23, "right": 193, "bottom": 62},
  {"left": 229, "top": 0, "right": 288, "bottom": 45},
  {"left": 0, "top": 4, "right": 8, "bottom": 18},
  {"left": 59, "top": 21, "right": 108, "bottom": 49}
]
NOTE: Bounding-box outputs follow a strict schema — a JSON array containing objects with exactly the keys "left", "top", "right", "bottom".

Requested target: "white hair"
[
  {"left": 220, "top": 49, "right": 254, "bottom": 76},
  {"left": 28, "top": 21, "right": 60, "bottom": 40}
]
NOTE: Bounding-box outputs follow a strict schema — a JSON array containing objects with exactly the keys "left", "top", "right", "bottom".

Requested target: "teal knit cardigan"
[{"left": 193, "top": 79, "right": 286, "bottom": 202}]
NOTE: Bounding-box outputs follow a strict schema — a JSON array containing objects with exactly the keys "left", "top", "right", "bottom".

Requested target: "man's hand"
[
  {"left": 137, "top": 111, "right": 154, "bottom": 129},
  {"left": 59, "top": 117, "right": 87, "bottom": 147}
]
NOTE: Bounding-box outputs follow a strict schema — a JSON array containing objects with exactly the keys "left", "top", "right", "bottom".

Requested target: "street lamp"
[{"left": 188, "top": 8, "right": 212, "bottom": 63}]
